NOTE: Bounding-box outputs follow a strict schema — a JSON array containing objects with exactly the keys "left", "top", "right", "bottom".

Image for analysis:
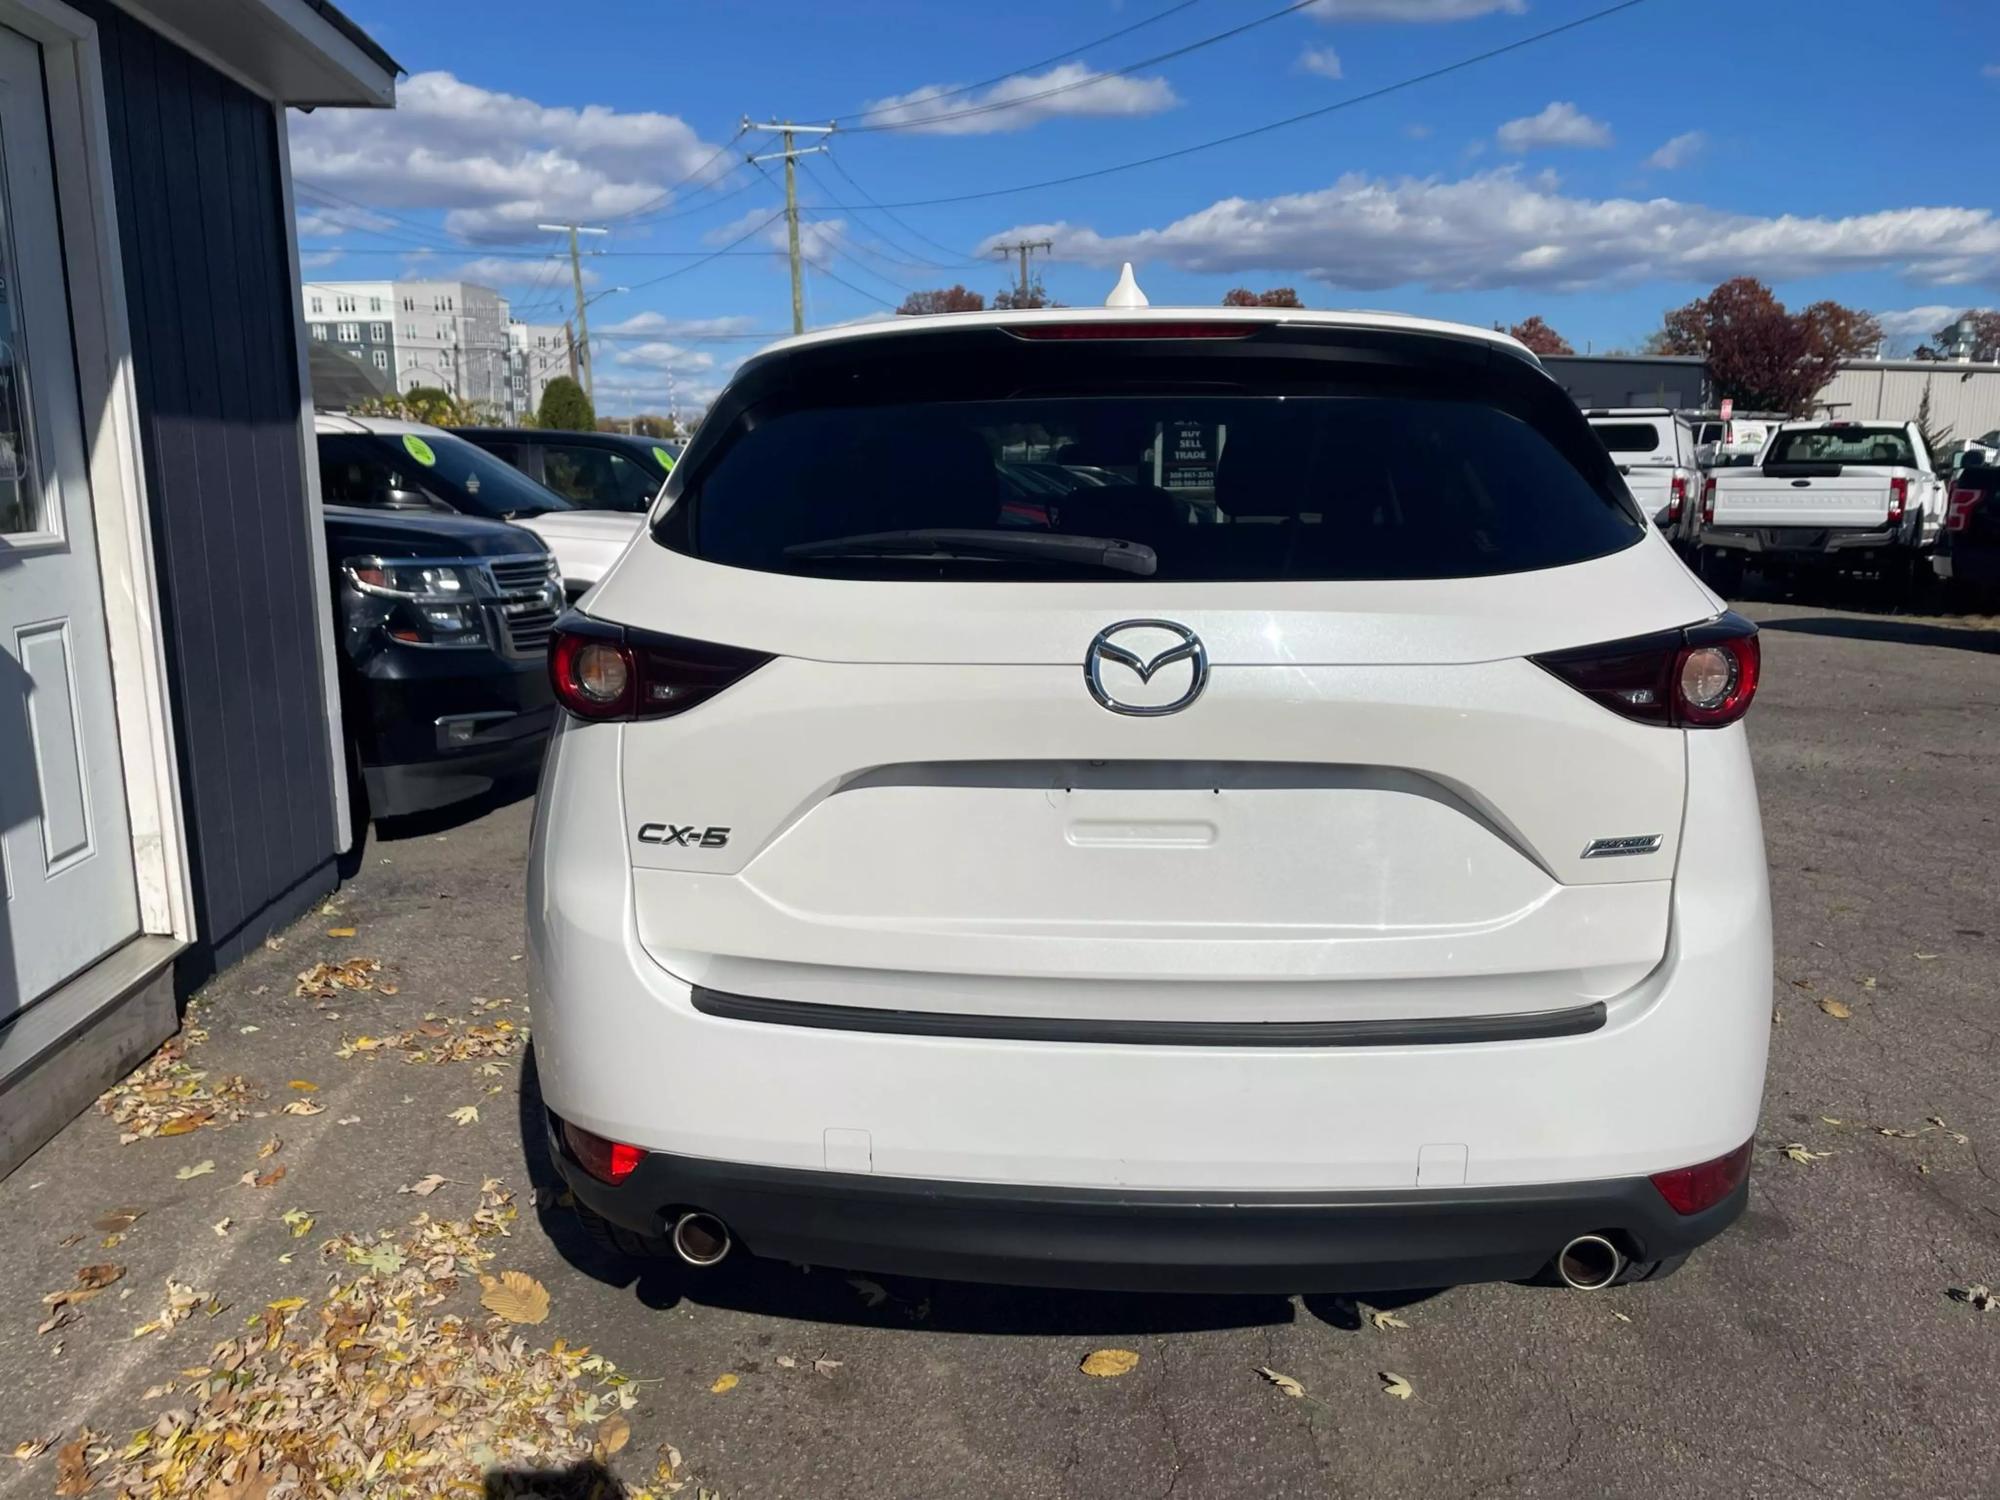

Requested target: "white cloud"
[
  {"left": 1298, "top": 46, "right": 1344, "bottom": 79},
  {"left": 1498, "top": 101, "right": 1612, "bottom": 152},
  {"left": 1983, "top": 63, "right": 2000, "bottom": 78},
  {"left": 1644, "top": 131, "right": 1705, "bottom": 171},
  {"left": 983, "top": 168, "right": 2000, "bottom": 294},
  {"left": 1871, "top": 305, "right": 1993, "bottom": 353},
  {"left": 611, "top": 340, "right": 716, "bottom": 373},
  {"left": 299, "top": 250, "right": 342, "bottom": 270},
  {"left": 859, "top": 62, "right": 1179, "bottom": 135},
  {"left": 398, "top": 251, "right": 600, "bottom": 291},
  {"left": 1308, "top": 0, "right": 1527, "bottom": 19},
  {"left": 1404, "top": 122, "right": 1433, "bottom": 140},
  {"left": 704, "top": 206, "right": 847, "bottom": 263},
  {"left": 290, "top": 71, "right": 727, "bottom": 243},
  {"left": 602, "top": 311, "right": 760, "bottom": 340}
]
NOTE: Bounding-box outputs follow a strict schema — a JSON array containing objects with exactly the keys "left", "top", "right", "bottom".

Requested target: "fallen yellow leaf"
[
  {"left": 1079, "top": 1348, "right": 1139, "bottom": 1378},
  {"left": 479, "top": 1270, "right": 550, "bottom": 1325},
  {"left": 1380, "top": 1371, "right": 1414, "bottom": 1400},
  {"left": 175, "top": 1160, "right": 215, "bottom": 1181},
  {"left": 598, "top": 1414, "right": 631, "bottom": 1454},
  {"left": 287, "top": 1080, "right": 318, "bottom": 1092},
  {"left": 326, "top": 927, "right": 357, "bottom": 938},
  {"left": 1370, "top": 1310, "right": 1409, "bottom": 1331},
  {"left": 1257, "top": 1366, "right": 1306, "bottom": 1398},
  {"left": 1818, "top": 997, "right": 1852, "bottom": 1020},
  {"left": 710, "top": 1373, "right": 739, "bottom": 1394}
]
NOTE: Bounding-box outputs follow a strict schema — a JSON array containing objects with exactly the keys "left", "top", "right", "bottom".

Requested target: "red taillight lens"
[
  {"left": 561, "top": 1119, "right": 646, "bottom": 1185},
  {"left": 1649, "top": 1141, "right": 1751, "bottom": 1215},
  {"left": 1667, "top": 473, "right": 1688, "bottom": 523},
  {"left": 1946, "top": 487, "right": 1980, "bottom": 532},
  {"left": 550, "top": 617, "right": 771, "bottom": 722},
  {"left": 1533, "top": 613, "right": 1760, "bottom": 728},
  {"left": 1886, "top": 475, "right": 1908, "bottom": 525},
  {"left": 1700, "top": 475, "right": 1716, "bottom": 524},
  {"left": 1009, "top": 321, "right": 1256, "bottom": 341}
]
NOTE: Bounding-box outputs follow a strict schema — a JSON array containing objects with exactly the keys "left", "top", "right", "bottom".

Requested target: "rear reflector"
[
  {"left": 1946, "top": 487, "right": 1982, "bottom": 531},
  {"left": 1008, "top": 321, "right": 1257, "bottom": 341},
  {"left": 1533, "top": 612, "right": 1760, "bottom": 728},
  {"left": 1649, "top": 1141, "right": 1751, "bottom": 1215},
  {"left": 561, "top": 1119, "right": 646, "bottom": 1185}
]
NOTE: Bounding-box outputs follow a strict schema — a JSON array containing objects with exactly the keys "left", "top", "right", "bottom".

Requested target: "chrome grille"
[
  {"left": 489, "top": 554, "right": 558, "bottom": 595},
  {"left": 484, "top": 553, "right": 561, "bottom": 658}
]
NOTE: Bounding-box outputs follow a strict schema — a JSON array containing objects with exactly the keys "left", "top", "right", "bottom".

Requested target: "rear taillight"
[
  {"left": 561, "top": 1118, "right": 646, "bottom": 1185},
  {"left": 1533, "top": 613, "right": 1761, "bottom": 728},
  {"left": 1945, "top": 486, "right": 1980, "bottom": 532},
  {"left": 1886, "top": 476, "right": 1908, "bottom": 526},
  {"left": 1668, "top": 473, "right": 1689, "bottom": 523},
  {"left": 1649, "top": 1141, "right": 1751, "bottom": 1215},
  {"left": 1700, "top": 475, "right": 1716, "bottom": 525},
  {"left": 550, "top": 614, "right": 771, "bottom": 722}
]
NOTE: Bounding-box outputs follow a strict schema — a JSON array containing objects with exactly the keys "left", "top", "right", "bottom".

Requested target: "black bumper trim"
[
  {"left": 548, "top": 1114, "right": 1747, "bottom": 1294},
  {"left": 689, "top": 987, "right": 1606, "bottom": 1048}
]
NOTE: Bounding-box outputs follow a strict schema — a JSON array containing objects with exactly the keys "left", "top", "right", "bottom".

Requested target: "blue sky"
[{"left": 296, "top": 0, "right": 2000, "bottom": 414}]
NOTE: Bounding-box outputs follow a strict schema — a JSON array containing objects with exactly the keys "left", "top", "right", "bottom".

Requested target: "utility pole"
[
  {"left": 993, "top": 238, "right": 1052, "bottom": 305},
  {"left": 539, "top": 221, "right": 608, "bottom": 402},
  {"left": 746, "top": 120, "right": 835, "bottom": 336}
]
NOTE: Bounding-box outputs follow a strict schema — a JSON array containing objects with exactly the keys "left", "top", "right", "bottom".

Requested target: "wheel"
[
  {"left": 1619, "top": 1250, "right": 1690, "bottom": 1284},
  {"left": 572, "top": 1198, "right": 671, "bottom": 1260},
  {"left": 1699, "top": 548, "right": 1745, "bottom": 596}
]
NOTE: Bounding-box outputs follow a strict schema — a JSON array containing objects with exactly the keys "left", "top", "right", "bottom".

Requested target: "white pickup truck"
[
  {"left": 1697, "top": 420, "right": 1945, "bottom": 590},
  {"left": 1587, "top": 408, "right": 1701, "bottom": 551}
]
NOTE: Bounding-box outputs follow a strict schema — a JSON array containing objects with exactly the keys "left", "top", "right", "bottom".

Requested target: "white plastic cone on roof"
[{"left": 1104, "top": 262, "right": 1149, "bottom": 309}]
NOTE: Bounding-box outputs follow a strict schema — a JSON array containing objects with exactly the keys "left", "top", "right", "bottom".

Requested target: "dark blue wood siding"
[{"left": 75, "top": 2, "right": 338, "bottom": 980}]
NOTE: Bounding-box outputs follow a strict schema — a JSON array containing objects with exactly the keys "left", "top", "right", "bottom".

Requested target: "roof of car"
[
  {"left": 315, "top": 413, "right": 443, "bottom": 437},
  {"left": 750, "top": 305, "right": 1538, "bottom": 364}
]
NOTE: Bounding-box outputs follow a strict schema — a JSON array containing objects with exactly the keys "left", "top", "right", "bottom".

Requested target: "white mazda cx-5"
[{"left": 527, "top": 279, "right": 1770, "bottom": 1294}]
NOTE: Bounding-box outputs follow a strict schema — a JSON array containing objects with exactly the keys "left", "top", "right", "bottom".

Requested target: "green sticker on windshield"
[
  {"left": 402, "top": 434, "right": 437, "bottom": 467},
  {"left": 652, "top": 446, "right": 676, "bottom": 473}
]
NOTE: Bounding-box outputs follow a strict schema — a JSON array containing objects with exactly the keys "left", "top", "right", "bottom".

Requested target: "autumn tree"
[
  {"left": 898, "top": 285, "right": 986, "bottom": 316},
  {"left": 1506, "top": 316, "right": 1574, "bottom": 356},
  {"left": 993, "top": 282, "right": 1057, "bottom": 310},
  {"left": 1222, "top": 287, "right": 1305, "bottom": 308},
  {"left": 353, "top": 385, "right": 482, "bottom": 426},
  {"left": 537, "top": 375, "right": 596, "bottom": 432},
  {"left": 1656, "top": 278, "right": 1878, "bottom": 414}
]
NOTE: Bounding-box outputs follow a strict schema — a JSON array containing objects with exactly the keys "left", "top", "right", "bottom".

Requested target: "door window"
[
  {"left": 540, "top": 444, "right": 660, "bottom": 511},
  {"left": 0, "top": 144, "right": 42, "bottom": 536}
]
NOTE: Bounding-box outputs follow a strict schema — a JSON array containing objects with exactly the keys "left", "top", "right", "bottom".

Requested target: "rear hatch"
[{"left": 588, "top": 320, "right": 1719, "bottom": 1026}]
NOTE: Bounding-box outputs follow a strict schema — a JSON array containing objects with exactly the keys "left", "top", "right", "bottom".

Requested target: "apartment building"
[
  {"left": 304, "top": 278, "right": 512, "bottom": 413},
  {"left": 509, "top": 319, "right": 572, "bottom": 417}
]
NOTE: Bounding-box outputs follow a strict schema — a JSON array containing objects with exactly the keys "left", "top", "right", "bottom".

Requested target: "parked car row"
[
  {"left": 1588, "top": 406, "right": 1983, "bottom": 599},
  {"left": 314, "top": 415, "right": 663, "bottom": 834}
]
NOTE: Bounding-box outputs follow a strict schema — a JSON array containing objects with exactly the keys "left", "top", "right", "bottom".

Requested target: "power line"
[
  {"left": 297, "top": 245, "right": 789, "bottom": 259},
  {"left": 798, "top": 157, "right": 977, "bottom": 271},
  {"left": 843, "top": 0, "right": 1321, "bottom": 135},
  {"left": 803, "top": 256, "right": 898, "bottom": 309},
  {"left": 598, "top": 123, "right": 751, "bottom": 225},
  {"left": 620, "top": 205, "right": 791, "bottom": 295},
  {"left": 821, "top": 0, "right": 1208, "bottom": 123},
  {"left": 817, "top": 150, "right": 979, "bottom": 268},
  {"left": 801, "top": 0, "right": 1651, "bottom": 209}
]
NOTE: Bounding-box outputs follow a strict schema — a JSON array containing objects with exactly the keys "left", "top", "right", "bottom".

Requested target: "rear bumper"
[
  {"left": 1702, "top": 524, "right": 1910, "bottom": 557},
  {"left": 549, "top": 1108, "right": 1746, "bottom": 1292}
]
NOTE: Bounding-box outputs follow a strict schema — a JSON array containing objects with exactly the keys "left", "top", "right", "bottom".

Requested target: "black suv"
[
  {"left": 1936, "top": 464, "right": 2000, "bottom": 604},
  {"left": 322, "top": 502, "right": 559, "bottom": 827},
  {"left": 452, "top": 427, "right": 679, "bottom": 512}
]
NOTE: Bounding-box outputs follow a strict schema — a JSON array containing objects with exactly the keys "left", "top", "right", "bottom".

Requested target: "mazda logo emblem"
[{"left": 1084, "top": 620, "right": 1209, "bottom": 716}]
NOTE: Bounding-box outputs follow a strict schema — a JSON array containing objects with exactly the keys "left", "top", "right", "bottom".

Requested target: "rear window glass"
[
  {"left": 667, "top": 393, "right": 1641, "bottom": 582},
  {"left": 1592, "top": 422, "right": 1671, "bottom": 455},
  {"left": 1767, "top": 427, "right": 1915, "bottom": 468}
]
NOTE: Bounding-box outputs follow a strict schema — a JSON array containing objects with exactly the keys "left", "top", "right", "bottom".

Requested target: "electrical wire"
[
  {"left": 843, "top": 0, "right": 1321, "bottom": 135},
  {"left": 797, "top": 159, "right": 977, "bottom": 271},
  {"left": 816, "top": 150, "right": 980, "bottom": 267},
  {"left": 620, "top": 206, "right": 791, "bottom": 295},
  {"left": 801, "top": 0, "right": 1651, "bottom": 209},
  {"left": 802, "top": 256, "right": 898, "bottom": 309},
  {"left": 818, "top": 0, "right": 1208, "bottom": 123},
  {"left": 597, "top": 123, "right": 752, "bottom": 225}
]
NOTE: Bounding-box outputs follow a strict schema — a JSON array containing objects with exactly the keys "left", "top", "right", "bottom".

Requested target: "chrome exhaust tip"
[
  {"left": 1555, "top": 1233, "right": 1624, "bottom": 1291},
  {"left": 670, "top": 1210, "right": 732, "bottom": 1268}
]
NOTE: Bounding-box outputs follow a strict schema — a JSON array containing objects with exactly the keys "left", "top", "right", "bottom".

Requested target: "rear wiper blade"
[{"left": 784, "top": 528, "right": 1158, "bottom": 576}]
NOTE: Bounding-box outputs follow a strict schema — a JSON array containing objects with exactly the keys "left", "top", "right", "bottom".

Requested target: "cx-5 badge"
[{"left": 1084, "top": 620, "right": 1209, "bottom": 716}]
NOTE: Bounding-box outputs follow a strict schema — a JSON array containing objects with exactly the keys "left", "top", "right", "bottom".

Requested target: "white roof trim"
[{"left": 115, "top": 0, "right": 396, "bottom": 107}]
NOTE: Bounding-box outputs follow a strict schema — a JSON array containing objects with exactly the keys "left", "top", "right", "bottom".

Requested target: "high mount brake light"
[
  {"left": 1007, "top": 322, "right": 1257, "bottom": 341},
  {"left": 1533, "top": 613, "right": 1761, "bottom": 728},
  {"left": 550, "top": 615, "right": 772, "bottom": 722}
]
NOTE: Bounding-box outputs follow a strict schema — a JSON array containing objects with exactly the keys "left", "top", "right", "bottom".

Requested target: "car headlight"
[{"left": 341, "top": 556, "right": 488, "bottom": 650}]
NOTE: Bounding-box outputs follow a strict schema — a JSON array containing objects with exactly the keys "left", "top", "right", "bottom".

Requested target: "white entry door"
[{"left": 0, "top": 23, "right": 139, "bottom": 1019}]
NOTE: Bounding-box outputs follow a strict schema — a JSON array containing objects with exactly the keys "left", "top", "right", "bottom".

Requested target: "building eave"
[{"left": 115, "top": 0, "right": 397, "bottom": 107}]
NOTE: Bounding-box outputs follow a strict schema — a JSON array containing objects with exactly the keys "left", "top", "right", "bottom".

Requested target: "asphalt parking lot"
[{"left": 2, "top": 591, "right": 1995, "bottom": 1500}]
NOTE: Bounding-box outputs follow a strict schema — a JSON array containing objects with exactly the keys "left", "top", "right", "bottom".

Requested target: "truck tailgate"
[{"left": 1710, "top": 473, "right": 1892, "bottom": 528}]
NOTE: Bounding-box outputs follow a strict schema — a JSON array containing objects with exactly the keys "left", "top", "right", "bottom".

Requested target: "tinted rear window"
[
  {"left": 1592, "top": 422, "right": 1672, "bottom": 455},
  {"left": 664, "top": 357, "right": 1641, "bottom": 582},
  {"left": 1767, "top": 427, "right": 1915, "bottom": 468}
]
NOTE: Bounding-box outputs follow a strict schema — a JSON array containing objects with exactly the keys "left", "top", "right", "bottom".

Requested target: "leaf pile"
[
  {"left": 85, "top": 1179, "right": 646, "bottom": 1498},
  {"left": 95, "top": 1036, "right": 255, "bottom": 1145},
  {"left": 336, "top": 1016, "right": 523, "bottom": 1066},
  {"left": 295, "top": 957, "right": 383, "bottom": 1000}
]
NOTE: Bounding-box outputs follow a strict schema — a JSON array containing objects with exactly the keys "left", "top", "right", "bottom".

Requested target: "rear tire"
[
  {"left": 1618, "top": 1250, "right": 1691, "bottom": 1284},
  {"left": 1699, "top": 548, "right": 1746, "bottom": 597}
]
